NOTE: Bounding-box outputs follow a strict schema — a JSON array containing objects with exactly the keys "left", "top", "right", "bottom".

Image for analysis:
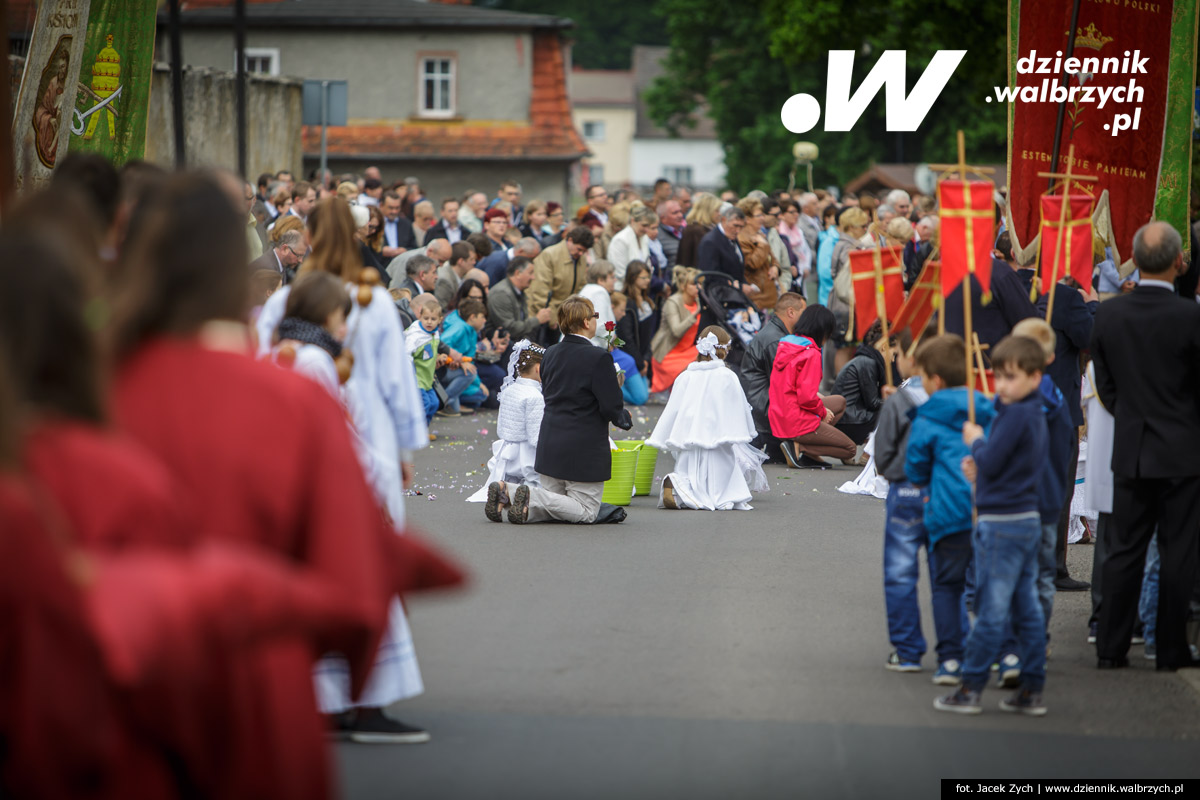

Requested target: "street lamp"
[{"left": 790, "top": 141, "right": 818, "bottom": 194}]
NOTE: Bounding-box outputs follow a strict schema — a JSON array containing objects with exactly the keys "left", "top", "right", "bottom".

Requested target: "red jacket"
[{"left": 768, "top": 335, "right": 828, "bottom": 439}]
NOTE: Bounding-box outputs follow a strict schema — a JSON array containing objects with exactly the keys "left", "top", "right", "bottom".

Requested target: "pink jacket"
[{"left": 768, "top": 335, "right": 827, "bottom": 439}]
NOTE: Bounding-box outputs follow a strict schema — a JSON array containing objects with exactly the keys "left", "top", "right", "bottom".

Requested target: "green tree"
[
  {"left": 648, "top": 0, "right": 1007, "bottom": 192},
  {"left": 484, "top": 0, "right": 669, "bottom": 70}
]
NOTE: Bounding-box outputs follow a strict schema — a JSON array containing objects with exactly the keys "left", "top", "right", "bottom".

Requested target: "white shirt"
[
  {"left": 607, "top": 225, "right": 649, "bottom": 291},
  {"left": 580, "top": 284, "right": 615, "bottom": 349},
  {"left": 358, "top": 194, "right": 380, "bottom": 208},
  {"left": 590, "top": 208, "right": 609, "bottom": 227},
  {"left": 443, "top": 223, "right": 463, "bottom": 244},
  {"left": 1138, "top": 279, "right": 1175, "bottom": 291}
]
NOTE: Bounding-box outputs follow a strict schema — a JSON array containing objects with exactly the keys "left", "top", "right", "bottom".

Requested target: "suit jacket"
[
  {"left": 798, "top": 215, "right": 821, "bottom": 255},
  {"left": 382, "top": 215, "right": 417, "bottom": 251},
  {"left": 433, "top": 263, "right": 463, "bottom": 310},
  {"left": 478, "top": 240, "right": 510, "bottom": 287},
  {"left": 250, "top": 248, "right": 294, "bottom": 285},
  {"left": 1035, "top": 286, "right": 1097, "bottom": 428},
  {"left": 942, "top": 258, "right": 1038, "bottom": 354},
  {"left": 487, "top": 278, "right": 540, "bottom": 341},
  {"left": 535, "top": 334, "right": 626, "bottom": 483},
  {"left": 697, "top": 225, "right": 745, "bottom": 283},
  {"left": 658, "top": 224, "right": 682, "bottom": 269},
  {"left": 1090, "top": 284, "right": 1200, "bottom": 478},
  {"left": 424, "top": 220, "right": 463, "bottom": 244}
]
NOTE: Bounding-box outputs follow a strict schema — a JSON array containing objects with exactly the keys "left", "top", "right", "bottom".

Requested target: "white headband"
[
  {"left": 502, "top": 339, "right": 544, "bottom": 391},
  {"left": 695, "top": 332, "right": 728, "bottom": 358}
]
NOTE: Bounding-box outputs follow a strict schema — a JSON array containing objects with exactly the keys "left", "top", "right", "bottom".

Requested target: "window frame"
[
  {"left": 663, "top": 165, "right": 694, "bottom": 186},
  {"left": 417, "top": 53, "right": 457, "bottom": 119},
  {"left": 581, "top": 120, "right": 606, "bottom": 142},
  {"left": 239, "top": 47, "right": 280, "bottom": 77},
  {"left": 587, "top": 163, "right": 605, "bottom": 186}
]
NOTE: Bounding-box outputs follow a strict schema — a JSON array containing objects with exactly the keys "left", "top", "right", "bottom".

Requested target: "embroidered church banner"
[
  {"left": 11, "top": 0, "right": 92, "bottom": 192},
  {"left": 67, "top": 0, "right": 158, "bottom": 165},
  {"left": 1006, "top": 0, "right": 1197, "bottom": 269}
]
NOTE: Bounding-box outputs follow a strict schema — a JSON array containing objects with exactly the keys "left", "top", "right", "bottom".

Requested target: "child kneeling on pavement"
[{"left": 939, "top": 335, "right": 1051, "bottom": 716}]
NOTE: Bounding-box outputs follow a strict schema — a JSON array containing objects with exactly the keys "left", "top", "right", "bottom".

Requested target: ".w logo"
[{"left": 781, "top": 50, "right": 966, "bottom": 133}]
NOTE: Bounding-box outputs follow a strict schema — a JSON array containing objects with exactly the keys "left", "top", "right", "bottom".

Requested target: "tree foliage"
[
  {"left": 648, "top": 0, "right": 1008, "bottom": 193},
  {"left": 484, "top": 0, "right": 669, "bottom": 70}
]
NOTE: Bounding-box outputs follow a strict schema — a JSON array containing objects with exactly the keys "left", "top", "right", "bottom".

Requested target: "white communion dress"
[
  {"left": 646, "top": 359, "right": 769, "bottom": 510},
  {"left": 466, "top": 377, "right": 544, "bottom": 502}
]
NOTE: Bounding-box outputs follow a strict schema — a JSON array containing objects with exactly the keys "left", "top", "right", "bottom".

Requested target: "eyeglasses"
[{"left": 590, "top": 313, "right": 600, "bottom": 319}]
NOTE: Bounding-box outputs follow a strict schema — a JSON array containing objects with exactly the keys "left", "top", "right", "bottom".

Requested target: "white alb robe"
[{"left": 467, "top": 377, "right": 544, "bottom": 502}]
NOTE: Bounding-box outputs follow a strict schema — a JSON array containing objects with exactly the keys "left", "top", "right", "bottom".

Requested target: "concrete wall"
[
  {"left": 572, "top": 106, "right": 634, "bottom": 185},
  {"left": 169, "top": 29, "right": 533, "bottom": 124},
  {"left": 312, "top": 157, "right": 571, "bottom": 207},
  {"left": 145, "top": 64, "right": 303, "bottom": 177},
  {"left": 631, "top": 138, "right": 726, "bottom": 191}
]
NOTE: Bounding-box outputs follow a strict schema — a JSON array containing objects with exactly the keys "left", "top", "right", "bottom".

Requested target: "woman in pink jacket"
[{"left": 768, "top": 305, "right": 857, "bottom": 468}]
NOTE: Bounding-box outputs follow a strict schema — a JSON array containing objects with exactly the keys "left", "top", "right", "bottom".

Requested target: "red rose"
[{"left": 605, "top": 320, "right": 615, "bottom": 332}]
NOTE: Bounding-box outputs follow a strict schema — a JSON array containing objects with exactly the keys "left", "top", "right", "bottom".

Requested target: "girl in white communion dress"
[
  {"left": 647, "top": 326, "right": 769, "bottom": 511},
  {"left": 467, "top": 340, "right": 545, "bottom": 504}
]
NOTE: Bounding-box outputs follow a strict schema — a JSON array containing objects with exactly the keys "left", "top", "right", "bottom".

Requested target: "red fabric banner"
[
  {"left": 1039, "top": 194, "right": 1095, "bottom": 292},
  {"left": 938, "top": 180, "right": 995, "bottom": 298},
  {"left": 1008, "top": 2, "right": 1174, "bottom": 265},
  {"left": 892, "top": 259, "right": 941, "bottom": 341},
  {"left": 849, "top": 247, "right": 905, "bottom": 341}
]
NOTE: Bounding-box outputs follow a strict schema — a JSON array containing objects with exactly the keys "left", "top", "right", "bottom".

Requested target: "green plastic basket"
[
  {"left": 615, "top": 439, "right": 660, "bottom": 496},
  {"left": 602, "top": 448, "right": 639, "bottom": 506}
]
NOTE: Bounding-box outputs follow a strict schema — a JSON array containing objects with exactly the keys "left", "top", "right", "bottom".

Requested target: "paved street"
[{"left": 340, "top": 407, "right": 1200, "bottom": 800}]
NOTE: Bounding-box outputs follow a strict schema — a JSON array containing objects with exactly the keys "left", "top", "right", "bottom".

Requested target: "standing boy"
[
  {"left": 904, "top": 335, "right": 996, "bottom": 685},
  {"left": 873, "top": 329, "right": 931, "bottom": 671},
  {"left": 938, "top": 336, "right": 1050, "bottom": 716}
]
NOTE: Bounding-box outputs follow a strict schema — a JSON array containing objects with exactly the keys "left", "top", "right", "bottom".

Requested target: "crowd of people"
[{"left": 4, "top": 150, "right": 1199, "bottom": 796}]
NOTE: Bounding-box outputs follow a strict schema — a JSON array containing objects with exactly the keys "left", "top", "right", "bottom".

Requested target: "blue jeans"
[
  {"left": 929, "top": 530, "right": 972, "bottom": 664},
  {"left": 884, "top": 482, "right": 928, "bottom": 663},
  {"left": 442, "top": 367, "right": 482, "bottom": 412},
  {"left": 963, "top": 514, "right": 1047, "bottom": 693},
  {"left": 1001, "top": 521, "right": 1058, "bottom": 657},
  {"left": 1139, "top": 532, "right": 1160, "bottom": 647},
  {"left": 419, "top": 388, "right": 439, "bottom": 423}
]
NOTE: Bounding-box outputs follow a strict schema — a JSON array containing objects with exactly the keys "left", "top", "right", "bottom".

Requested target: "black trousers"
[
  {"left": 1097, "top": 475, "right": 1200, "bottom": 669},
  {"left": 1055, "top": 433, "right": 1081, "bottom": 579},
  {"left": 1088, "top": 512, "right": 1111, "bottom": 627}
]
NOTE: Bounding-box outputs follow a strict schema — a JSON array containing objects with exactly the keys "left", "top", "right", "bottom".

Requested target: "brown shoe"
[
  {"left": 485, "top": 481, "right": 509, "bottom": 523},
  {"left": 507, "top": 485, "right": 530, "bottom": 524},
  {"left": 661, "top": 476, "right": 680, "bottom": 509}
]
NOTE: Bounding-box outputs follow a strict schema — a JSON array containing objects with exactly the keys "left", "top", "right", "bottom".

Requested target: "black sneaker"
[
  {"left": 347, "top": 707, "right": 431, "bottom": 744},
  {"left": 1087, "top": 621, "right": 1097, "bottom": 644},
  {"left": 325, "top": 711, "right": 355, "bottom": 740},
  {"left": 934, "top": 686, "right": 983, "bottom": 715},
  {"left": 999, "top": 687, "right": 1047, "bottom": 717}
]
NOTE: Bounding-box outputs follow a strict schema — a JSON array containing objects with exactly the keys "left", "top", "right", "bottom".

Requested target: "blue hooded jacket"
[
  {"left": 904, "top": 387, "right": 996, "bottom": 545},
  {"left": 1036, "top": 374, "right": 1074, "bottom": 523}
]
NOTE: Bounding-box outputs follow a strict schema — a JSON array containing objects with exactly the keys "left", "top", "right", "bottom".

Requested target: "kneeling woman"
[
  {"left": 648, "top": 326, "right": 768, "bottom": 510},
  {"left": 769, "top": 305, "right": 858, "bottom": 468}
]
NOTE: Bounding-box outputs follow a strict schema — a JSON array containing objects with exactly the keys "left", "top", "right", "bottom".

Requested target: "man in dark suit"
[
  {"left": 425, "top": 197, "right": 464, "bottom": 244},
  {"left": 380, "top": 191, "right": 417, "bottom": 261},
  {"left": 499, "top": 295, "right": 632, "bottom": 524},
  {"left": 1091, "top": 221, "right": 1200, "bottom": 672},
  {"left": 942, "top": 255, "right": 1038, "bottom": 354},
  {"left": 697, "top": 206, "right": 747, "bottom": 285},
  {"left": 250, "top": 229, "right": 306, "bottom": 285}
]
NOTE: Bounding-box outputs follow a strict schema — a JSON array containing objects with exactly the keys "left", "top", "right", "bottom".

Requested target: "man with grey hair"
[
  {"left": 698, "top": 205, "right": 748, "bottom": 285},
  {"left": 796, "top": 192, "right": 821, "bottom": 255},
  {"left": 388, "top": 238, "right": 451, "bottom": 289},
  {"left": 399, "top": 254, "right": 439, "bottom": 299},
  {"left": 876, "top": 203, "right": 897, "bottom": 226},
  {"left": 885, "top": 189, "right": 912, "bottom": 220},
  {"left": 411, "top": 199, "right": 436, "bottom": 247},
  {"left": 1090, "top": 220, "right": 1200, "bottom": 672},
  {"left": 250, "top": 228, "right": 306, "bottom": 284},
  {"left": 458, "top": 190, "right": 489, "bottom": 234},
  {"left": 916, "top": 215, "right": 938, "bottom": 242}
]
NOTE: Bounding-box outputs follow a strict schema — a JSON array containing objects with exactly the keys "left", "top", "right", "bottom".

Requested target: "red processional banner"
[
  {"left": 938, "top": 180, "right": 995, "bottom": 298},
  {"left": 1039, "top": 194, "right": 1095, "bottom": 293},
  {"left": 849, "top": 247, "right": 905, "bottom": 341},
  {"left": 1007, "top": 0, "right": 1188, "bottom": 267},
  {"left": 892, "top": 259, "right": 940, "bottom": 342}
]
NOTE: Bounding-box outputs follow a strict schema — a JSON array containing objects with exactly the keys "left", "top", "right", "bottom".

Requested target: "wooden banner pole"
[{"left": 873, "top": 244, "right": 894, "bottom": 387}]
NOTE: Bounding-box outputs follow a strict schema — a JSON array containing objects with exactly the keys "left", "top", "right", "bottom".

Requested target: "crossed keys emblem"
[{"left": 71, "top": 81, "right": 123, "bottom": 136}]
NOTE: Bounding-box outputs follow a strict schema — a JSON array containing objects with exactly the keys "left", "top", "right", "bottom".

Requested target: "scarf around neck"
[{"left": 277, "top": 317, "right": 343, "bottom": 359}]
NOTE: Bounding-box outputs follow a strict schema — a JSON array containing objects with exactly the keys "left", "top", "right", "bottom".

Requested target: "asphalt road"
[{"left": 339, "top": 406, "right": 1200, "bottom": 800}]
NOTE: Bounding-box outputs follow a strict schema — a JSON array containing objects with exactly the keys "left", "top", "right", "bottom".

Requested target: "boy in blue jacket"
[
  {"left": 938, "top": 336, "right": 1050, "bottom": 717},
  {"left": 904, "top": 335, "right": 995, "bottom": 686}
]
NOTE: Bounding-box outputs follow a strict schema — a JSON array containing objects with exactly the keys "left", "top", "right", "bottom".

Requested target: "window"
[
  {"left": 239, "top": 48, "right": 280, "bottom": 76},
  {"left": 420, "top": 56, "right": 456, "bottom": 118},
  {"left": 582, "top": 120, "right": 606, "bottom": 142},
  {"left": 587, "top": 164, "right": 605, "bottom": 186},
  {"left": 663, "top": 166, "right": 693, "bottom": 186}
]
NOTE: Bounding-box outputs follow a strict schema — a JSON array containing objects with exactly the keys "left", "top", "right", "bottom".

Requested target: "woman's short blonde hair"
[
  {"left": 268, "top": 213, "right": 305, "bottom": 244},
  {"left": 885, "top": 216, "right": 914, "bottom": 244},
  {"left": 685, "top": 192, "right": 721, "bottom": 227},
  {"left": 524, "top": 199, "right": 547, "bottom": 219},
  {"left": 672, "top": 265, "right": 700, "bottom": 292},
  {"left": 630, "top": 204, "right": 657, "bottom": 226},
  {"left": 736, "top": 197, "right": 763, "bottom": 218},
  {"left": 336, "top": 181, "right": 358, "bottom": 202},
  {"left": 558, "top": 294, "right": 596, "bottom": 335},
  {"left": 838, "top": 207, "right": 870, "bottom": 233}
]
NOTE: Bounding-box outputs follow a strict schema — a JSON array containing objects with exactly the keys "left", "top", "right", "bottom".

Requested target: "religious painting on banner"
[
  {"left": 891, "top": 260, "right": 940, "bottom": 343},
  {"left": 1039, "top": 194, "right": 1095, "bottom": 293},
  {"left": 67, "top": 0, "right": 158, "bottom": 165},
  {"left": 937, "top": 180, "right": 994, "bottom": 299},
  {"left": 11, "top": 0, "right": 92, "bottom": 193},
  {"left": 848, "top": 247, "right": 905, "bottom": 341},
  {"left": 1007, "top": 0, "right": 1198, "bottom": 270}
]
